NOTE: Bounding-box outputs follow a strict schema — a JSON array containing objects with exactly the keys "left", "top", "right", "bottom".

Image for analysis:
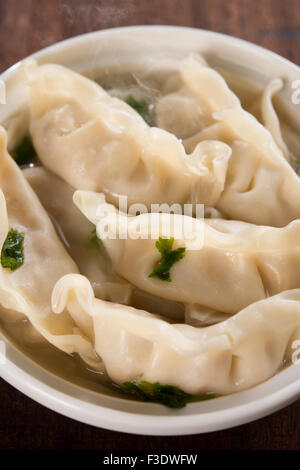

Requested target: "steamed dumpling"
[
  {"left": 26, "top": 57, "right": 300, "bottom": 227},
  {"left": 248, "top": 78, "right": 291, "bottom": 162},
  {"left": 157, "top": 57, "right": 300, "bottom": 227},
  {"left": 53, "top": 273, "right": 300, "bottom": 395},
  {"left": 23, "top": 166, "right": 186, "bottom": 322},
  {"left": 25, "top": 59, "right": 231, "bottom": 208},
  {"left": 184, "top": 107, "right": 300, "bottom": 226},
  {"left": 74, "top": 190, "right": 300, "bottom": 314},
  {"left": 155, "top": 55, "right": 239, "bottom": 139},
  {"left": 23, "top": 166, "right": 115, "bottom": 297},
  {"left": 0, "top": 127, "right": 101, "bottom": 369}
]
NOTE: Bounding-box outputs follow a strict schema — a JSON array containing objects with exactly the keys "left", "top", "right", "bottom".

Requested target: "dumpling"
[
  {"left": 52, "top": 273, "right": 300, "bottom": 395},
  {"left": 74, "top": 190, "right": 300, "bottom": 314},
  {"left": 25, "top": 59, "right": 231, "bottom": 208},
  {"left": 256, "top": 78, "right": 291, "bottom": 161},
  {"left": 155, "top": 54, "right": 239, "bottom": 139},
  {"left": 26, "top": 58, "right": 300, "bottom": 227},
  {"left": 155, "top": 56, "right": 300, "bottom": 227},
  {"left": 23, "top": 166, "right": 116, "bottom": 297},
  {"left": 0, "top": 127, "right": 101, "bottom": 369},
  {"left": 23, "top": 166, "right": 185, "bottom": 321},
  {"left": 186, "top": 108, "right": 300, "bottom": 226}
]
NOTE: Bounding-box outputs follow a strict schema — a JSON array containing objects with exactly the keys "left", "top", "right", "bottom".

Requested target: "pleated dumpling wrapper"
[
  {"left": 52, "top": 273, "right": 300, "bottom": 395},
  {"left": 0, "top": 127, "right": 101, "bottom": 369},
  {"left": 157, "top": 56, "right": 300, "bottom": 226},
  {"left": 23, "top": 166, "right": 131, "bottom": 301},
  {"left": 26, "top": 57, "right": 300, "bottom": 227},
  {"left": 24, "top": 59, "right": 231, "bottom": 209},
  {"left": 74, "top": 190, "right": 300, "bottom": 315}
]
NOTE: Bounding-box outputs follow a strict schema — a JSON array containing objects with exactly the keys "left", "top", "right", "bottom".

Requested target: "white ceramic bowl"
[{"left": 0, "top": 26, "right": 300, "bottom": 436}]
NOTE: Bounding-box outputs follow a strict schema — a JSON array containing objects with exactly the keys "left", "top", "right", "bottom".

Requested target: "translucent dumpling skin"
[
  {"left": 53, "top": 274, "right": 300, "bottom": 395},
  {"left": 26, "top": 59, "right": 231, "bottom": 209},
  {"left": 75, "top": 190, "right": 300, "bottom": 314},
  {"left": 0, "top": 127, "right": 101, "bottom": 369}
]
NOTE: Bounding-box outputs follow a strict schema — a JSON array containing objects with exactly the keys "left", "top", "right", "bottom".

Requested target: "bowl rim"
[
  {"left": 1, "top": 351, "right": 300, "bottom": 436},
  {"left": 1, "top": 24, "right": 300, "bottom": 79},
  {"left": 1, "top": 25, "right": 300, "bottom": 436}
]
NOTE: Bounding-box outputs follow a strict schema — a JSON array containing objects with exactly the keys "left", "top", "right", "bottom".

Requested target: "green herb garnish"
[
  {"left": 1, "top": 229, "right": 24, "bottom": 271},
  {"left": 87, "top": 229, "right": 100, "bottom": 250},
  {"left": 125, "top": 95, "right": 154, "bottom": 126},
  {"left": 149, "top": 237, "right": 185, "bottom": 282},
  {"left": 11, "top": 135, "right": 37, "bottom": 167},
  {"left": 86, "top": 228, "right": 107, "bottom": 257},
  {"left": 122, "top": 381, "right": 215, "bottom": 409}
]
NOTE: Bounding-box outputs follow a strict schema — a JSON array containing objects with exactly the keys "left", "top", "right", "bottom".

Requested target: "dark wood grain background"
[{"left": 0, "top": 0, "right": 300, "bottom": 451}]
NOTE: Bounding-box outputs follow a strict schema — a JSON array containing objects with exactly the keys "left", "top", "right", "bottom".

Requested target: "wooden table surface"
[{"left": 0, "top": 0, "right": 300, "bottom": 450}]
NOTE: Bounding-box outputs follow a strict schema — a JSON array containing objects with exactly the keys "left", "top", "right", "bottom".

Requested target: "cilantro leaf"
[
  {"left": 86, "top": 229, "right": 108, "bottom": 259},
  {"left": 1, "top": 229, "right": 24, "bottom": 271},
  {"left": 11, "top": 135, "right": 37, "bottom": 168},
  {"left": 87, "top": 229, "right": 100, "bottom": 250},
  {"left": 122, "top": 381, "right": 216, "bottom": 409},
  {"left": 149, "top": 237, "right": 185, "bottom": 282},
  {"left": 125, "top": 95, "right": 154, "bottom": 126}
]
